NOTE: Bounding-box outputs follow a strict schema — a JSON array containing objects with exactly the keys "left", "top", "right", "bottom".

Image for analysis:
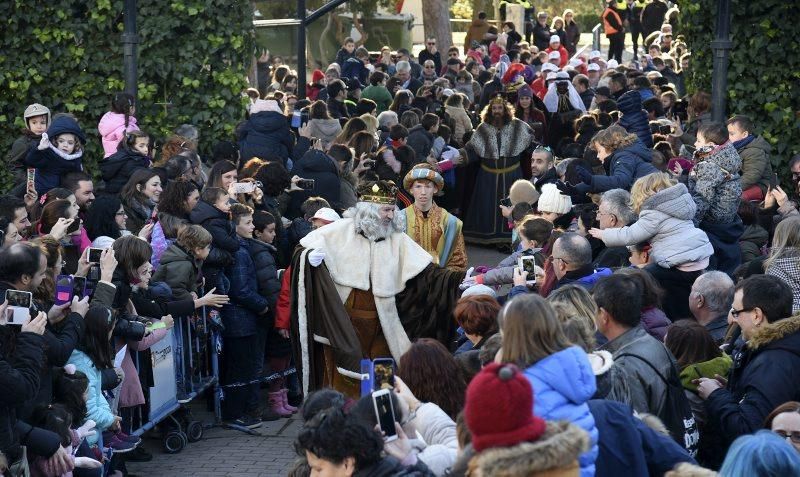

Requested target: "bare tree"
[{"left": 421, "top": 0, "right": 454, "bottom": 55}]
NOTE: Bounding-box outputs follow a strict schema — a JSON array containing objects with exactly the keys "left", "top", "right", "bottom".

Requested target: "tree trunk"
[{"left": 421, "top": 0, "right": 453, "bottom": 57}]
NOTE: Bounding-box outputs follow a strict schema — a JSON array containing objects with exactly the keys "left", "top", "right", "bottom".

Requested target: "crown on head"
[{"left": 358, "top": 180, "right": 398, "bottom": 205}]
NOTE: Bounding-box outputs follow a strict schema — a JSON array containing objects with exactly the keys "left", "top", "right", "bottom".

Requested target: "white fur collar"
[
  {"left": 49, "top": 143, "right": 83, "bottom": 161},
  {"left": 588, "top": 350, "right": 614, "bottom": 376}
]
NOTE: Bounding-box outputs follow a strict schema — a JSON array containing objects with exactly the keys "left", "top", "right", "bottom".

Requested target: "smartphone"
[
  {"left": 291, "top": 110, "right": 302, "bottom": 128},
  {"left": 72, "top": 276, "right": 87, "bottom": 300},
  {"left": 297, "top": 179, "right": 315, "bottom": 190},
  {"left": 5, "top": 290, "right": 32, "bottom": 326},
  {"left": 659, "top": 124, "right": 673, "bottom": 135},
  {"left": 372, "top": 358, "right": 395, "bottom": 391},
  {"left": 372, "top": 389, "right": 398, "bottom": 442},
  {"left": 87, "top": 264, "right": 100, "bottom": 282},
  {"left": 500, "top": 197, "right": 512, "bottom": 207},
  {"left": 88, "top": 248, "right": 104, "bottom": 263},
  {"left": 518, "top": 256, "right": 537, "bottom": 281},
  {"left": 54, "top": 274, "right": 74, "bottom": 306},
  {"left": 231, "top": 182, "right": 256, "bottom": 194},
  {"left": 770, "top": 172, "right": 779, "bottom": 189},
  {"left": 27, "top": 168, "right": 36, "bottom": 189}
]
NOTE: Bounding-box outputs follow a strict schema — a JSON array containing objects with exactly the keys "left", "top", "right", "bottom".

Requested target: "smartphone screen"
[
  {"left": 88, "top": 248, "right": 104, "bottom": 263},
  {"left": 72, "top": 276, "right": 86, "bottom": 300},
  {"left": 6, "top": 289, "right": 32, "bottom": 309},
  {"left": 54, "top": 275, "right": 74, "bottom": 305},
  {"left": 500, "top": 197, "right": 512, "bottom": 207},
  {"left": 770, "top": 172, "right": 779, "bottom": 189},
  {"left": 372, "top": 390, "right": 397, "bottom": 441},
  {"left": 519, "top": 256, "right": 537, "bottom": 281},
  {"left": 372, "top": 359, "right": 395, "bottom": 391}
]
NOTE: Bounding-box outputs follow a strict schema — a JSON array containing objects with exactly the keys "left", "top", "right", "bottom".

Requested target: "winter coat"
[
  {"left": 151, "top": 243, "right": 201, "bottom": 301},
  {"left": 564, "top": 22, "right": 581, "bottom": 56},
  {"left": 221, "top": 237, "right": 269, "bottom": 338},
  {"left": 25, "top": 116, "right": 86, "bottom": 193},
  {"left": 6, "top": 131, "right": 39, "bottom": 181},
  {"left": 67, "top": 350, "right": 116, "bottom": 445},
  {"left": 353, "top": 456, "right": 435, "bottom": 477},
  {"left": 99, "top": 148, "right": 150, "bottom": 194},
  {"left": 481, "top": 248, "right": 544, "bottom": 286},
  {"left": 739, "top": 224, "right": 768, "bottom": 264},
  {"left": 689, "top": 142, "right": 742, "bottom": 225},
  {"left": 326, "top": 98, "right": 350, "bottom": 122},
  {"left": 587, "top": 399, "right": 696, "bottom": 477},
  {"left": 335, "top": 47, "right": 355, "bottom": 68},
  {"left": 468, "top": 421, "right": 589, "bottom": 477},
  {"left": 600, "top": 183, "right": 714, "bottom": 268},
  {"left": 362, "top": 85, "right": 394, "bottom": 114},
  {"left": 189, "top": 201, "right": 239, "bottom": 254},
  {"left": 552, "top": 265, "right": 612, "bottom": 292},
  {"left": 617, "top": 90, "right": 653, "bottom": 148},
  {"left": 287, "top": 149, "right": 341, "bottom": 218},
  {"left": 589, "top": 140, "right": 658, "bottom": 192},
  {"left": 600, "top": 325, "right": 688, "bottom": 439},
  {"left": 307, "top": 118, "right": 342, "bottom": 149},
  {"left": 239, "top": 110, "right": 294, "bottom": 163},
  {"left": 735, "top": 135, "right": 772, "bottom": 193},
  {"left": 640, "top": 306, "right": 671, "bottom": 341},
  {"left": 98, "top": 111, "right": 139, "bottom": 158},
  {"left": 411, "top": 403, "right": 459, "bottom": 476},
  {"left": 545, "top": 46, "right": 569, "bottom": 69},
  {"left": 767, "top": 257, "right": 800, "bottom": 313},
  {"left": 533, "top": 23, "right": 552, "bottom": 51},
  {"left": 641, "top": 0, "right": 668, "bottom": 36},
  {"left": 705, "top": 315, "right": 800, "bottom": 446},
  {"left": 122, "top": 196, "right": 155, "bottom": 235},
  {"left": 523, "top": 346, "right": 598, "bottom": 477},
  {"left": 245, "top": 238, "right": 281, "bottom": 310},
  {"left": 342, "top": 57, "right": 370, "bottom": 87},
  {"left": 463, "top": 18, "right": 491, "bottom": 53},
  {"left": 418, "top": 49, "right": 442, "bottom": 76},
  {"left": 117, "top": 325, "right": 169, "bottom": 408},
  {"left": 444, "top": 105, "right": 473, "bottom": 146},
  {"left": 407, "top": 125, "right": 435, "bottom": 161}
]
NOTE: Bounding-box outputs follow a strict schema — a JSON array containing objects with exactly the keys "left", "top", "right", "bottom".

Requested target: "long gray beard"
[{"left": 345, "top": 203, "right": 405, "bottom": 241}]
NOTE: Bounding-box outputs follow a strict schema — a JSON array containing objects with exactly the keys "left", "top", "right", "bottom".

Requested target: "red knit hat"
[
  {"left": 311, "top": 69, "right": 325, "bottom": 83},
  {"left": 465, "top": 363, "right": 546, "bottom": 452}
]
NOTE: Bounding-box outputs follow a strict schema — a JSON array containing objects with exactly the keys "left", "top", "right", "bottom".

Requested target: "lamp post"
[
  {"left": 710, "top": 0, "right": 731, "bottom": 122},
  {"left": 122, "top": 0, "right": 139, "bottom": 98},
  {"left": 296, "top": 0, "right": 350, "bottom": 99}
]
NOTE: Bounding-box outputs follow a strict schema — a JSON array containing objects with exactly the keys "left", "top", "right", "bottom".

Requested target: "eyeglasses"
[
  {"left": 551, "top": 256, "right": 569, "bottom": 265},
  {"left": 596, "top": 211, "right": 617, "bottom": 220},
  {"left": 775, "top": 430, "right": 800, "bottom": 443},
  {"left": 729, "top": 307, "right": 754, "bottom": 318}
]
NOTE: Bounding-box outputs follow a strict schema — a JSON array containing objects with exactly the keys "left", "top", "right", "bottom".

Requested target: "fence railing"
[{"left": 592, "top": 23, "right": 602, "bottom": 51}]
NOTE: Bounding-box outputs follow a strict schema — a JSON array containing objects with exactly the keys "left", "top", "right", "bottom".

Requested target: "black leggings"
[{"left": 608, "top": 32, "right": 625, "bottom": 63}]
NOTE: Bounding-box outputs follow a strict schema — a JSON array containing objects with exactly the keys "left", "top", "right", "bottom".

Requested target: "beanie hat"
[
  {"left": 549, "top": 35, "right": 561, "bottom": 45},
  {"left": 461, "top": 284, "right": 497, "bottom": 299},
  {"left": 311, "top": 69, "right": 325, "bottom": 83},
  {"left": 517, "top": 84, "right": 533, "bottom": 99},
  {"left": 465, "top": 363, "right": 546, "bottom": 452},
  {"left": 509, "top": 179, "right": 539, "bottom": 205},
  {"left": 537, "top": 183, "right": 572, "bottom": 214},
  {"left": 24, "top": 103, "right": 51, "bottom": 127}
]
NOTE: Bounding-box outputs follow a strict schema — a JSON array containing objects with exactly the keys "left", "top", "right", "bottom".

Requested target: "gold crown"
[
  {"left": 489, "top": 95, "right": 506, "bottom": 105},
  {"left": 358, "top": 181, "right": 398, "bottom": 205}
]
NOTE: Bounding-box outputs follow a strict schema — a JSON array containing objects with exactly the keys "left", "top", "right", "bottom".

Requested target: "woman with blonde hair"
[
  {"left": 499, "top": 294, "right": 599, "bottom": 477},
  {"left": 589, "top": 172, "right": 713, "bottom": 319},
  {"left": 550, "top": 16, "right": 567, "bottom": 50},
  {"left": 563, "top": 9, "right": 580, "bottom": 56},
  {"left": 565, "top": 125, "right": 658, "bottom": 195},
  {"left": 765, "top": 217, "right": 800, "bottom": 312}
]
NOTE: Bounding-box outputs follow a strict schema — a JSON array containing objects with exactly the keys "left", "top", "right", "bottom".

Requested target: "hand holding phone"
[
  {"left": 54, "top": 275, "right": 75, "bottom": 306},
  {"left": 5, "top": 290, "right": 33, "bottom": 326},
  {"left": 297, "top": 179, "right": 315, "bottom": 190},
  {"left": 88, "top": 248, "right": 105, "bottom": 263},
  {"left": 372, "top": 389, "right": 398, "bottom": 442},
  {"left": 372, "top": 358, "right": 395, "bottom": 391}
]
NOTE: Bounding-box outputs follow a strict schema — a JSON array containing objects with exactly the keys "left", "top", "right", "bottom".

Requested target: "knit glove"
[
  {"left": 308, "top": 249, "right": 325, "bottom": 267},
  {"left": 556, "top": 180, "right": 578, "bottom": 196},
  {"left": 37, "top": 133, "right": 50, "bottom": 150},
  {"left": 76, "top": 420, "right": 97, "bottom": 440},
  {"left": 575, "top": 167, "right": 593, "bottom": 185}
]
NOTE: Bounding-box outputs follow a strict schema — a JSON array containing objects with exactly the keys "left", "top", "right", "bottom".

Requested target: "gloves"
[
  {"left": 556, "top": 180, "right": 578, "bottom": 196},
  {"left": 37, "top": 133, "right": 50, "bottom": 150},
  {"left": 576, "top": 167, "right": 593, "bottom": 185},
  {"left": 76, "top": 420, "right": 97, "bottom": 440},
  {"left": 308, "top": 249, "right": 325, "bottom": 267}
]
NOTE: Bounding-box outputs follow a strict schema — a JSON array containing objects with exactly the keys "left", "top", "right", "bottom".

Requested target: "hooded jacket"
[
  {"left": 600, "top": 183, "right": 714, "bottom": 268},
  {"left": 766, "top": 257, "right": 800, "bottom": 313},
  {"left": 617, "top": 90, "right": 654, "bottom": 148},
  {"left": 688, "top": 141, "right": 742, "bottom": 225},
  {"left": 739, "top": 224, "right": 768, "bottom": 264},
  {"left": 221, "top": 237, "right": 270, "bottom": 338},
  {"left": 341, "top": 57, "right": 369, "bottom": 86},
  {"left": 735, "top": 135, "right": 772, "bottom": 192},
  {"left": 245, "top": 238, "right": 280, "bottom": 310},
  {"left": 589, "top": 139, "right": 658, "bottom": 192},
  {"left": 705, "top": 315, "right": 800, "bottom": 446},
  {"left": 640, "top": 307, "right": 671, "bottom": 341},
  {"left": 307, "top": 118, "right": 343, "bottom": 150},
  {"left": 287, "top": 149, "right": 341, "bottom": 218},
  {"left": 406, "top": 124, "right": 435, "bottom": 161},
  {"left": 189, "top": 201, "right": 239, "bottom": 254},
  {"left": 151, "top": 243, "right": 201, "bottom": 301},
  {"left": 67, "top": 349, "right": 117, "bottom": 445},
  {"left": 25, "top": 116, "right": 86, "bottom": 193},
  {"left": 98, "top": 111, "right": 139, "bottom": 157},
  {"left": 239, "top": 110, "right": 294, "bottom": 163},
  {"left": 99, "top": 148, "right": 150, "bottom": 194},
  {"left": 523, "top": 346, "right": 599, "bottom": 477},
  {"left": 362, "top": 85, "right": 393, "bottom": 114}
]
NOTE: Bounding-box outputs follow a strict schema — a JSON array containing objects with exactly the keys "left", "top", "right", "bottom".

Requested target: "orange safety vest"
[{"left": 602, "top": 7, "right": 623, "bottom": 36}]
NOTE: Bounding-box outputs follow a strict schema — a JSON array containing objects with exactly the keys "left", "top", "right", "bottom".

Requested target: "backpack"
[{"left": 617, "top": 352, "right": 699, "bottom": 457}]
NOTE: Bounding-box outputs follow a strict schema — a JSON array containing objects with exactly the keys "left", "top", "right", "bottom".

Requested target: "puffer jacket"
[
  {"left": 245, "top": 238, "right": 280, "bottom": 310},
  {"left": 735, "top": 135, "right": 772, "bottom": 193},
  {"left": 67, "top": 349, "right": 117, "bottom": 445},
  {"left": 151, "top": 243, "right": 200, "bottom": 301},
  {"left": 600, "top": 183, "right": 714, "bottom": 268},
  {"left": 99, "top": 148, "right": 150, "bottom": 194},
  {"left": 341, "top": 57, "right": 370, "bottom": 87},
  {"left": 406, "top": 124, "right": 435, "bottom": 161},
  {"left": 411, "top": 403, "right": 459, "bottom": 476},
  {"left": 766, "top": 257, "right": 800, "bottom": 313},
  {"left": 688, "top": 141, "right": 742, "bottom": 225},
  {"left": 287, "top": 149, "right": 341, "bottom": 218},
  {"left": 590, "top": 139, "right": 658, "bottom": 192},
  {"left": 239, "top": 110, "right": 294, "bottom": 163},
  {"left": 98, "top": 111, "right": 139, "bottom": 157},
  {"left": 640, "top": 306, "right": 671, "bottom": 341},
  {"left": 480, "top": 248, "right": 544, "bottom": 286},
  {"left": 739, "top": 224, "right": 768, "bottom": 263},
  {"left": 307, "top": 118, "right": 342, "bottom": 149},
  {"left": 617, "top": 90, "right": 653, "bottom": 148},
  {"left": 221, "top": 237, "right": 269, "bottom": 338},
  {"left": 523, "top": 346, "right": 598, "bottom": 477},
  {"left": 25, "top": 116, "right": 86, "bottom": 193}
]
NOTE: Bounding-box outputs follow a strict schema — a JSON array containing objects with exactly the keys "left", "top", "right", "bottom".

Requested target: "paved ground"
[{"left": 127, "top": 244, "right": 505, "bottom": 477}]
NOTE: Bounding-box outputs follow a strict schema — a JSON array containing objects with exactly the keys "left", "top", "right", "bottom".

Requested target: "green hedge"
[
  {"left": 681, "top": 0, "right": 800, "bottom": 168},
  {"left": 0, "top": 0, "right": 255, "bottom": 190}
]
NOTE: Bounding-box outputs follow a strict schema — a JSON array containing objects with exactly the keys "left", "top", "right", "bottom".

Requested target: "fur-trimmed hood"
[
  {"left": 641, "top": 183, "right": 696, "bottom": 221},
  {"left": 468, "top": 421, "right": 588, "bottom": 477},
  {"left": 748, "top": 314, "right": 800, "bottom": 350}
]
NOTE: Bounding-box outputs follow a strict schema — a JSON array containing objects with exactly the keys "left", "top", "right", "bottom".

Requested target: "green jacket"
[
  {"left": 152, "top": 244, "right": 200, "bottom": 301},
  {"left": 737, "top": 135, "right": 772, "bottom": 192},
  {"left": 680, "top": 354, "right": 733, "bottom": 392},
  {"left": 361, "top": 85, "right": 393, "bottom": 114}
]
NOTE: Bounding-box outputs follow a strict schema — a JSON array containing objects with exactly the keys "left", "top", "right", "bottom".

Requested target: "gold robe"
[{"left": 404, "top": 204, "right": 468, "bottom": 272}]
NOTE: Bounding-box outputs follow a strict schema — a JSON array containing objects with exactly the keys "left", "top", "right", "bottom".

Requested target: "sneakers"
[
  {"left": 228, "top": 416, "right": 262, "bottom": 429},
  {"left": 124, "top": 446, "right": 153, "bottom": 463},
  {"left": 105, "top": 434, "right": 138, "bottom": 453},
  {"left": 114, "top": 430, "right": 142, "bottom": 446}
]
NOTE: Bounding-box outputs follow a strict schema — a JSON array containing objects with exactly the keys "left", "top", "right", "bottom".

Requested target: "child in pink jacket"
[{"left": 98, "top": 92, "right": 139, "bottom": 157}]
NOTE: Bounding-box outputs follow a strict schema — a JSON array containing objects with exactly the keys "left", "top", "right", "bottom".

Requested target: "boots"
[
  {"left": 281, "top": 389, "right": 298, "bottom": 413},
  {"left": 268, "top": 392, "right": 293, "bottom": 417}
]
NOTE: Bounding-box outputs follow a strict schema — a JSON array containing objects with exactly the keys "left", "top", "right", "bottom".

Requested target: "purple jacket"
[{"left": 641, "top": 306, "right": 671, "bottom": 342}]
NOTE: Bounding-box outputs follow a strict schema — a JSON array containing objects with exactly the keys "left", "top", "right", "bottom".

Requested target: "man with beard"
[
  {"left": 403, "top": 164, "right": 467, "bottom": 271},
  {"left": 61, "top": 172, "right": 95, "bottom": 218},
  {"left": 543, "top": 72, "right": 587, "bottom": 147},
  {"left": 451, "top": 96, "right": 537, "bottom": 244},
  {"left": 288, "top": 180, "right": 466, "bottom": 398},
  {"left": 530, "top": 146, "right": 558, "bottom": 192}
]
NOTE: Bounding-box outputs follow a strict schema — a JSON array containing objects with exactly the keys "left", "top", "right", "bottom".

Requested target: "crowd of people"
[{"left": 1, "top": 1, "right": 800, "bottom": 476}]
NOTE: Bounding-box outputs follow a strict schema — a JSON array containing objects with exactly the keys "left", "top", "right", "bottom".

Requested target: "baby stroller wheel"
[
  {"left": 163, "top": 431, "right": 185, "bottom": 454},
  {"left": 187, "top": 421, "right": 204, "bottom": 442}
]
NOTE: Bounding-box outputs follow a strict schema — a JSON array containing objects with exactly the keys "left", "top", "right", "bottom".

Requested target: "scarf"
[{"left": 732, "top": 135, "right": 756, "bottom": 150}]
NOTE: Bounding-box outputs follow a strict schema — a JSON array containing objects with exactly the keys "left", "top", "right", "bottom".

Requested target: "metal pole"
[
  {"left": 297, "top": 0, "right": 307, "bottom": 99},
  {"left": 122, "top": 0, "right": 139, "bottom": 98},
  {"left": 710, "top": 0, "right": 732, "bottom": 122}
]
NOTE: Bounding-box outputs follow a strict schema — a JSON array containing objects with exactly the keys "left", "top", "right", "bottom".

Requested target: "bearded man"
[
  {"left": 403, "top": 164, "right": 467, "bottom": 271},
  {"left": 288, "top": 180, "right": 466, "bottom": 398},
  {"left": 452, "top": 95, "right": 537, "bottom": 244}
]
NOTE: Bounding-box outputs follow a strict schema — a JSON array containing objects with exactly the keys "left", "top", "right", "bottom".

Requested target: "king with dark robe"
[
  {"left": 454, "top": 95, "right": 537, "bottom": 244},
  {"left": 288, "top": 181, "right": 466, "bottom": 398}
]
